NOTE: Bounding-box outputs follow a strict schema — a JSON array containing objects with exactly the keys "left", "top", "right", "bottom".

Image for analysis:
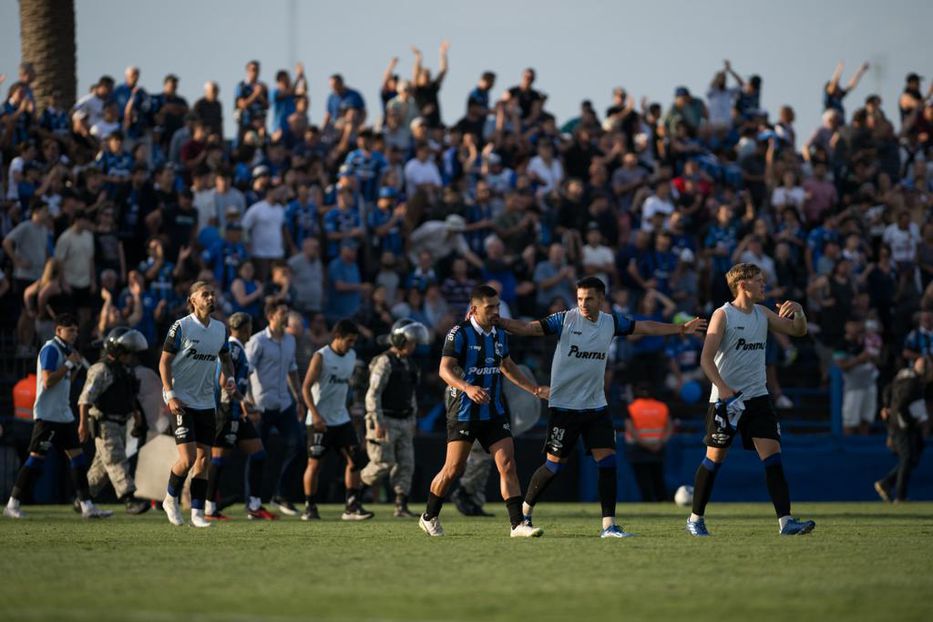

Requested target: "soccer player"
[
  {"left": 205, "top": 312, "right": 276, "bottom": 521},
  {"left": 419, "top": 284, "right": 547, "bottom": 538},
  {"left": 686, "top": 263, "right": 815, "bottom": 536},
  {"left": 498, "top": 277, "right": 706, "bottom": 537},
  {"left": 5, "top": 314, "right": 112, "bottom": 519},
  {"left": 300, "top": 319, "right": 374, "bottom": 521},
  {"left": 160, "top": 281, "right": 240, "bottom": 528}
]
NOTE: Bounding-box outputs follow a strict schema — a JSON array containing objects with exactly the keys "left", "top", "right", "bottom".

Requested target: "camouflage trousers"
[
  {"left": 88, "top": 419, "right": 135, "bottom": 499},
  {"left": 459, "top": 442, "right": 493, "bottom": 506},
  {"left": 360, "top": 415, "right": 416, "bottom": 496}
]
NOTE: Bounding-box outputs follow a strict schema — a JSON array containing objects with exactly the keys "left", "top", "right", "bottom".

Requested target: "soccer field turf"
[{"left": 1, "top": 502, "right": 931, "bottom": 622}]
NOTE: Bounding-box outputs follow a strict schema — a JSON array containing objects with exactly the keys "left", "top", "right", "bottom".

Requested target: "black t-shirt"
[
  {"left": 508, "top": 86, "right": 543, "bottom": 119},
  {"left": 414, "top": 81, "right": 442, "bottom": 127},
  {"left": 161, "top": 204, "right": 197, "bottom": 258},
  {"left": 193, "top": 99, "right": 223, "bottom": 136}
]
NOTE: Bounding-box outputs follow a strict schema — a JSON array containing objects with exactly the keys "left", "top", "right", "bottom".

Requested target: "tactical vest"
[
  {"left": 381, "top": 352, "right": 418, "bottom": 419},
  {"left": 95, "top": 361, "right": 140, "bottom": 419}
]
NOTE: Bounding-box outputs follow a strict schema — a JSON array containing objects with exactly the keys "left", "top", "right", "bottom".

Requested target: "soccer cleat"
[
  {"left": 190, "top": 512, "right": 213, "bottom": 528},
  {"left": 599, "top": 524, "right": 635, "bottom": 538},
  {"left": 874, "top": 481, "right": 892, "bottom": 503},
  {"left": 163, "top": 494, "right": 185, "bottom": 526},
  {"left": 3, "top": 505, "right": 26, "bottom": 519},
  {"left": 511, "top": 519, "right": 544, "bottom": 538},
  {"left": 419, "top": 513, "right": 445, "bottom": 536},
  {"left": 125, "top": 498, "right": 151, "bottom": 515},
  {"left": 271, "top": 496, "right": 299, "bottom": 516},
  {"left": 247, "top": 506, "right": 279, "bottom": 520},
  {"left": 780, "top": 518, "right": 815, "bottom": 536},
  {"left": 206, "top": 512, "right": 232, "bottom": 521},
  {"left": 81, "top": 504, "right": 114, "bottom": 519},
  {"left": 686, "top": 517, "right": 710, "bottom": 537},
  {"left": 341, "top": 506, "right": 375, "bottom": 521},
  {"left": 300, "top": 505, "right": 321, "bottom": 521},
  {"left": 394, "top": 504, "right": 417, "bottom": 519}
]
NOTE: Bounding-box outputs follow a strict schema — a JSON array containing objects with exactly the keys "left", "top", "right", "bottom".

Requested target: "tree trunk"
[{"left": 19, "top": 0, "right": 76, "bottom": 108}]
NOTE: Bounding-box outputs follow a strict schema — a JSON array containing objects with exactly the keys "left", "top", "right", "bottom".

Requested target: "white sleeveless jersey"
[
  {"left": 308, "top": 345, "right": 356, "bottom": 426},
  {"left": 162, "top": 314, "right": 229, "bottom": 410},
  {"left": 709, "top": 302, "right": 769, "bottom": 402},
  {"left": 541, "top": 308, "right": 635, "bottom": 411}
]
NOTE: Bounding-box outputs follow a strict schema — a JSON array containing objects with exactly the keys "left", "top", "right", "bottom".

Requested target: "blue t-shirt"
[
  {"left": 368, "top": 207, "right": 403, "bottom": 255},
  {"left": 326, "top": 258, "right": 362, "bottom": 319},
  {"left": 272, "top": 88, "right": 296, "bottom": 133},
  {"left": 705, "top": 223, "right": 739, "bottom": 275},
  {"left": 343, "top": 149, "right": 387, "bottom": 203},
  {"left": 234, "top": 81, "right": 268, "bottom": 129},
  {"left": 326, "top": 88, "right": 365, "bottom": 121},
  {"left": 442, "top": 320, "right": 511, "bottom": 422},
  {"left": 323, "top": 206, "right": 361, "bottom": 259},
  {"left": 284, "top": 199, "right": 320, "bottom": 249}
]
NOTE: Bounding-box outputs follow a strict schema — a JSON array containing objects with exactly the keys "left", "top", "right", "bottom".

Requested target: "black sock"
[
  {"left": 692, "top": 457, "right": 722, "bottom": 516},
  {"left": 525, "top": 461, "right": 563, "bottom": 508},
  {"left": 190, "top": 477, "right": 208, "bottom": 510},
  {"left": 596, "top": 456, "right": 617, "bottom": 518},
  {"left": 248, "top": 452, "right": 266, "bottom": 499},
  {"left": 424, "top": 492, "right": 444, "bottom": 520},
  {"left": 69, "top": 455, "right": 90, "bottom": 501},
  {"left": 305, "top": 494, "right": 318, "bottom": 507},
  {"left": 395, "top": 493, "right": 408, "bottom": 506},
  {"left": 346, "top": 487, "right": 360, "bottom": 509},
  {"left": 506, "top": 496, "right": 524, "bottom": 528},
  {"left": 10, "top": 457, "right": 43, "bottom": 501},
  {"left": 206, "top": 457, "right": 224, "bottom": 503},
  {"left": 762, "top": 454, "right": 791, "bottom": 517},
  {"left": 167, "top": 471, "right": 186, "bottom": 498}
]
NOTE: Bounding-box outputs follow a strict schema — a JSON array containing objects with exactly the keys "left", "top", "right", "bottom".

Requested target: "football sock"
[
  {"left": 247, "top": 450, "right": 267, "bottom": 501},
  {"left": 69, "top": 454, "right": 91, "bottom": 502},
  {"left": 691, "top": 457, "right": 722, "bottom": 517},
  {"left": 205, "top": 456, "right": 225, "bottom": 504},
  {"left": 596, "top": 454, "right": 617, "bottom": 518},
  {"left": 189, "top": 477, "right": 208, "bottom": 511},
  {"left": 524, "top": 460, "right": 564, "bottom": 513},
  {"left": 346, "top": 487, "right": 361, "bottom": 509},
  {"left": 248, "top": 496, "right": 262, "bottom": 512},
  {"left": 602, "top": 516, "right": 617, "bottom": 529},
  {"left": 167, "top": 472, "right": 185, "bottom": 498},
  {"left": 762, "top": 453, "right": 791, "bottom": 518},
  {"left": 506, "top": 496, "right": 523, "bottom": 528},
  {"left": 205, "top": 501, "right": 217, "bottom": 515},
  {"left": 423, "top": 492, "right": 444, "bottom": 520},
  {"left": 10, "top": 455, "right": 43, "bottom": 502},
  {"left": 305, "top": 494, "right": 318, "bottom": 508}
]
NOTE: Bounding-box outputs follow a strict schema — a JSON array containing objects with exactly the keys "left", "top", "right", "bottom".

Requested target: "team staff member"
[
  {"left": 161, "top": 281, "right": 240, "bottom": 528},
  {"left": 624, "top": 384, "right": 673, "bottom": 502},
  {"left": 245, "top": 301, "right": 305, "bottom": 516},
  {"left": 5, "top": 314, "right": 112, "bottom": 520},
  {"left": 301, "top": 319, "right": 374, "bottom": 521},
  {"left": 360, "top": 319, "right": 430, "bottom": 518},
  {"left": 419, "top": 284, "right": 546, "bottom": 538},
  {"left": 79, "top": 327, "right": 151, "bottom": 515},
  {"left": 875, "top": 356, "right": 931, "bottom": 502}
]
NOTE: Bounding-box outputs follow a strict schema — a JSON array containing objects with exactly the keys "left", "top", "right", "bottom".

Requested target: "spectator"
[
  {"left": 326, "top": 241, "right": 365, "bottom": 322},
  {"left": 903, "top": 310, "right": 933, "bottom": 362},
  {"left": 324, "top": 73, "right": 366, "bottom": 129},
  {"left": 230, "top": 260, "right": 264, "bottom": 327},
  {"left": 242, "top": 185, "right": 287, "bottom": 280},
  {"left": 193, "top": 81, "right": 223, "bottom": 137},
  {"left": 411, "top": 41, "right": 449, "bottom": 127},
  {"left": 234, "top": 60, "right": 269, "bottom": 140},
  {"left": 533, "top": 243, "right": 576, "bottom": 314},
  {"left": 288, "top": 237, "right": 325, "bottom": 316},
  {"left": 834, "top": 319, "right": 880, "bottom": 435}
]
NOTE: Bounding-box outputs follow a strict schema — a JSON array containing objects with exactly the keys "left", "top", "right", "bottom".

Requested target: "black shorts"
[
  {"left": 71, "top": 286, "right": 94, "bottom": 310},
  {"left": 170, "top": 407, "right": 216, "bottom": 446},
  {"left": 214, "top": 403, "right": 260, "bottom": 449},
  {"left": 446, "top": 417, "right": 513, "bottom": 452},
  {"left": 307, "top": 421, "right": 361, "bottom": 459},
  {"left": 544, "top": 408, "right": 616, "bottom": 458},
  {"left": 703, "top": 395, "right": 780, "bottom": 450},
  {"left": 27, "top": 419, "right": 81, "bottom": 455}
]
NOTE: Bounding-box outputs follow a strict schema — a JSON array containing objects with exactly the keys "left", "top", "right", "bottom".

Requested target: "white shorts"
[{"left": 842, "top": 386, "right": 877, "bottom": 428}]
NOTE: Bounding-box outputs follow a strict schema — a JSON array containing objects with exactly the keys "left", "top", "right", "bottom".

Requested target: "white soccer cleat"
[
  {"left": 418, "top": 513, "right": 445, "bottom": 536},
  {"left": 163, "top": 494, "right": 185, "bottom": 526},
  {"left": 190, "top": 510, "right": 213, "bottom": 529},
  {"left": 4, "top": 504, "right": 26, "bottom": 519},
  {"left": 510, "top": 520, "right": 544, "bottom": 538},
  {"left": 600, "top": 524, "right": 636, "bottom": 538},
  {"left": 81, "top": 504, "right": 113, "bottom": 519}
]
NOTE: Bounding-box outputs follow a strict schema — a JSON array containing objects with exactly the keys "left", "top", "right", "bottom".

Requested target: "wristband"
[
  {"left": 65, "top": 360, "right": 76, "bottom": 371},
  {"left": 165, "top": 389, "right": 176, "bottom": 401}
]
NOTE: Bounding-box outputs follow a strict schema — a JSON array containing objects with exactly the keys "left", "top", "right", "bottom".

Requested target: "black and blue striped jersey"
[{"left": 442, "top": 318, "right": 510, "bottom": 422}]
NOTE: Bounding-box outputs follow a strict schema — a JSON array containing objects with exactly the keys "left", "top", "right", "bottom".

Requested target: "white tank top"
[
  {"left": 709, "top": 302, "right": 769, "bottom": 402},
  {"left": 308, "top": 345, "right": 355, "bottom": 426}
]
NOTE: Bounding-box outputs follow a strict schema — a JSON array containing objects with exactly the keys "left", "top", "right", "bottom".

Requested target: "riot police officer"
[
  {"left": 360, "top": 319, "right": 430, "bottom": 517},
  {"left": 78, "top": 327, "right": 150, "bottom": 514}
]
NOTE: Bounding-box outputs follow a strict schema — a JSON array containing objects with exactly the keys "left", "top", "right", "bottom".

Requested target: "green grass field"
[{"left": 1, "top": 502, "right": 931, "bottom": 622}]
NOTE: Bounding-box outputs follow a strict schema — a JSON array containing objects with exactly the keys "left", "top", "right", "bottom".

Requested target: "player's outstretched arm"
[
  {"left": 632, "top": 315, "right": 708, "bottom": 336},
  {"left": 496, "top": 316, "right": 544, "bottom": 336},
  {"left": 762, "top": 301, "right": 807, "bottom": 337},
  {"left": 700, "top": 308, "right": 734, "bottom": 399},
  {"left": 499, "top": 356, "right": 547, "bottom": 399}
]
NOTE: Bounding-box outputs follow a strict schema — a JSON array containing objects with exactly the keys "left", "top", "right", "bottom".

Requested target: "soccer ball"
[{"left": 674, "top": 485, "right": 694, "bottom": 507}]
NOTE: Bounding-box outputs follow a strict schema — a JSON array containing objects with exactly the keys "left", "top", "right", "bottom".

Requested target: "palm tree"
[{"left": 19, "top": 0, "right": 76, "bottom": 107}]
